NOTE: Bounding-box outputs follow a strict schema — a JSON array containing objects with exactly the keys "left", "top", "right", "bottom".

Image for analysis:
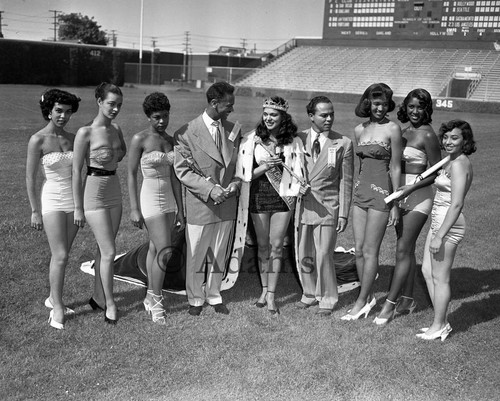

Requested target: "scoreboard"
[{"left": 323, "top": 0, "right": 500, "bottom": 42}]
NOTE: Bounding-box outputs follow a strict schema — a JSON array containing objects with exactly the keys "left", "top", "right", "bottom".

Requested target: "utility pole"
[
  {"left": 110, "top": 30, "right": 117, "bottom": 47},
  {"left": 182, "top": 31, "right": 190, "bottom": 82},
  {"left": 151, "top": 37, "right": 157, "bottom": 85},
  {"left": 241, "top": 38, "right": 247, "bottom": 52},
  {"left": 49, "top": 10, "right": 61, "bottom": 41},
  {"left": 0, "top": 11, "right": 4, "bottom": 38}
]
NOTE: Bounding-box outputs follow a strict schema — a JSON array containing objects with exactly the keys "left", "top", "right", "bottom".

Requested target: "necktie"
[
  {"left": 212, "top": 121, "right": 222, "bottom": 151},
  {"left": 312, "top": 132, "right": 321, "bottom": 162}
]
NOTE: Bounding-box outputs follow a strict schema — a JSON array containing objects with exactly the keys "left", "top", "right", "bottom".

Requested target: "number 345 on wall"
[{"left": 435, "top": 99, "right": 454, "bottom": 108}]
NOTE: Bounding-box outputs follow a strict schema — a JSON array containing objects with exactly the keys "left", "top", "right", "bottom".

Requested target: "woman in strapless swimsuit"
[
  {"left": 128, "top": 92, "right": 184, "bottom": 324},
  {"left": 374, "top": 89, "right": 441, "bottom": 325},
  {"left": 341, "top": 83, "right": 402, "bottom": 321},
  {"left": 73, "top": 83, "right": 127, "bottom": 324},
  {"left": 26, "top": 88, "right": 81, "bottom": 330},
  {"left": 416, "top": 120, "right": 475, "bottom": 341}
]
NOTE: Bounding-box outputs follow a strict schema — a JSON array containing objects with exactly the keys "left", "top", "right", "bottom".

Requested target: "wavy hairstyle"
[
  {"left": 142, "top": 92, "right": 171, "bottom": 117},
  {"left": 439, "top": 119, "right": 477, "bottom": 155},
  {"left": 306, "top": 95, "right": 332, "bottom": 115},
  {"left": 256, "top": 96, "right": 297, "bottom": 146},
  {"left": 95, "top": 82, "right": 123, "bottom": 101},
  {"left": 39, "top": 89, "right": 81, "bottom": 121},
  {"left": 355, "top": 83, "right": 396, "bottom": 118},
  {"left": 206, "top": 81, "right": 234, "bottom": 103},
  {"left": 397, "top": 88, "right": 433, "bottom": 125}
]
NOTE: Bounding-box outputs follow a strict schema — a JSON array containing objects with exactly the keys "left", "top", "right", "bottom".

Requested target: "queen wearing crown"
[{"left": 233, "top": 96, "right": 306, "bottom": 314}]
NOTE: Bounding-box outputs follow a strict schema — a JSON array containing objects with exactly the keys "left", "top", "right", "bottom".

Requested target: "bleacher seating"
[{"left": 237, "top": 46, "right": 500, "bottom": 102}]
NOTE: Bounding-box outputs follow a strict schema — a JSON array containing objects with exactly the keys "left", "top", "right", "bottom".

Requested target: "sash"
[{"left": 254, "top": 139, "right": 295, "bottom": 210}]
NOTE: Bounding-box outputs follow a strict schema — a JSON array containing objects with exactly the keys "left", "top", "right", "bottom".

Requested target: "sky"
[{"left": 0, "top": 0, "right": 324, "bottom": 53}]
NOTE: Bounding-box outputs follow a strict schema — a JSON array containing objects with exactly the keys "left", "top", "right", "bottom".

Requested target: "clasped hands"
[
  {"left": 260, "top": 155, "right": 282, "bottom": 171},
  {"left": 210, "top": 182, "right": 239, "bottom": 205}
]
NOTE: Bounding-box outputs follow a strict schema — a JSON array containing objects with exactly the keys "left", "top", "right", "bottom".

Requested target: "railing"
[{"left": 234, "top": 38, "right": 298, "bottom": 84}]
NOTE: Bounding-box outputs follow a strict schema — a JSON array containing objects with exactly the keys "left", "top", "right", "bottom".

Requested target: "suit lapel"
[
  {"left": 303, "top": 129, "right": 314, "bottom": 172},
  {"left": 309, "top": 131, "right": 339, "bottom": 181},
  {"left": 220, "top": 122, "right": 234, "bottom": 167},
  {"left": 193, "top": 117, "right": 224, "bottom": 165}
]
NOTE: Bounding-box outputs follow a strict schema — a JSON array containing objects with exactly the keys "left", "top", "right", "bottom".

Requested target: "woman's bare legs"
[
  {"left": 251, "top": 211, "right": 292, "bottom": 311},
  {"left": 377, "top": 210, "right": 428, "bottom": 319},
  {"left": 142, "top": 213, "right": 175, "bottom": 323},
  {"left": 421, "top": 238, "right": 458, "bottom": 335},
  {"left": 349, "top": 206, "right": 389, "bottom": 316},
  {"left": 43, "top": 212, "right": 78, "bottom": 324},
  {"left": 85, "top": 204, "right": 122, "bottom": 321}
]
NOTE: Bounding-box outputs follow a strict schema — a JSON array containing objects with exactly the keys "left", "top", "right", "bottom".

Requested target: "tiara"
[{"left": 263, "top": 97, "right": 288, "bottom": 112}]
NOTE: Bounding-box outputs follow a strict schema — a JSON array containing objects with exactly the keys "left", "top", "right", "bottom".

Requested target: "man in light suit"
[
  {"left": 174, "top": 82, "right": 241, "bottom": 316},
  {"left": 295, "top": 96, "right": 354, "bottom": 316}
]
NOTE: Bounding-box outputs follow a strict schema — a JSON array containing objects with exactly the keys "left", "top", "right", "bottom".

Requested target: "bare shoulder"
[
  {"left": 132, "top": 128, "right": 149, "bottom": 141},
  {"left": 387, "top": 120, "right": 402, "bottom": 134},
  {"left": 29, "top": 128, "right": 46, "bottom": 146},
  {"left": 451, "top": 155, "right": 472, "bottom": 176},
  {"left": 76, "top": 125, "right": 92, "bottom": 139}
]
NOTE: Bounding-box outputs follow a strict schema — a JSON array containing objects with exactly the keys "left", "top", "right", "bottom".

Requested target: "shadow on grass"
[{"left": 450, "top": 292, "right": 500, "bottom": 333}]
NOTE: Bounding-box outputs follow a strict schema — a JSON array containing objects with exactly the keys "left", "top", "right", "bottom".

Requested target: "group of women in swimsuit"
[
  {"left": 27, "top": 84, "right": 183, "bottom": 329},
  {"left": 27, "top": 82, "right": 476, "bottom": 341},
  {"left": 341, "top": 83, "right": 476, "bottom": 342}
]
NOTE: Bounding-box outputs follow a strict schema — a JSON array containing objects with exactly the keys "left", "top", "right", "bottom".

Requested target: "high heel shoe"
[
  {"left": 45, "top": 298, "right": 75, "bottom": 315},
  {"left": 254, "top": 286, "right": 267, "bottom": 308},
  {"left": 104, "top": 307, "right": 118, "bottom": 325},
  {"left": 48, "top": 310, "right": 64, "bottom": 330},
  {"left": 416, "top": 323, "right": 452, "bottom": 341},
  {"left": 150, "top": 294, "right": 166, "bottom": 325},
  {"left": 341, "top": 297, "right": 376, "bottom": 321},
  {"left": 395, "top": 296, "right": 417, "bottom": 316},
  {"left": 266, "top": 291, "right": 280, "bottom": 315},
  {"left": 89, "top": 297, "right": 104, "bottom": 311},
  {"left": 143, "top": 290, "right": 154, "bottom": 315},
  {"left": 254, "top": 300, "right": 267, "bottom": 308},
  {"left": 373, "top": 298, "right": 396, "bottom": 326}
]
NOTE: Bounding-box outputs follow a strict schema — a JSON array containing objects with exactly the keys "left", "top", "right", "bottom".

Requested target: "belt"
[{"left": 87, "top": 166, "right": 116, "bottom": 176}]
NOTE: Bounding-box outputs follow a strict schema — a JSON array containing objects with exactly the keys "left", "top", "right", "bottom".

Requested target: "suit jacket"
[
  {"left": 174, "top": 114, "right": 241, "bottom": 225},
  {"left": 297, "top": 128, "right": 353, "bottom": 225}
]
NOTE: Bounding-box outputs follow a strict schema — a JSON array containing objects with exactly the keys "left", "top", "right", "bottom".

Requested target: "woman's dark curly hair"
[
  {"left": 397, "top": 88, "right": 433, "bottom": 125},
  {"left": 355, "top": 83, "right": 395, "bottom": 118},
  {"left": 256, "top": 96, "right": 297, "bottom": 146},
  {"left": 143, "top": 92, "right": 171, "bottom": 117},
  {"left": 439, "top": 119, "right": 477, "bottom": 156},
  {"left": 95, "top": 82, "right": 123, "bottom": 101},
  {"left": 39, "top": 89, "right": 81, "bottom": 121}
]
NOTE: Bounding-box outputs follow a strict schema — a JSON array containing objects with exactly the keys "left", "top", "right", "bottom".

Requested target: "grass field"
[{"left": 1, "top": 84, "right": 499, "bottom": 401}]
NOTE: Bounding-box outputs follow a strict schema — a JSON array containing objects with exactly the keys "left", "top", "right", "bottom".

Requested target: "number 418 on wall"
[{"left": 435, "top": 99, "right": 454, "bottom": 108}]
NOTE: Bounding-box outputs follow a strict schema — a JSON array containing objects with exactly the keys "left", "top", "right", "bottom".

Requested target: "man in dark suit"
[
  {"left": 174, "top": 82, "right": 241, "bottom": 316},
  {"left": 295, "top": 96, "right": 354, "bottom": 316}
]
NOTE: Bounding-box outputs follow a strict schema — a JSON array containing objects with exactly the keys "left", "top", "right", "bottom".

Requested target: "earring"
[{"left": 48, "top": 115, "right": 52, "bottom": 120}]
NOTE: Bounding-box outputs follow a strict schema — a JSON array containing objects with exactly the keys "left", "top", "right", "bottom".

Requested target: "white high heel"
[
  {"left": 45, "top": 297, "right": 75, "bottom": 315},
  {"left": 373, "top": 298, "right": 396, "bottom": 326},
  {"left": 48, "top": 310, "right": 64, "bottom": 330},
  {"left": 150, "top": 294, "right": 166, "bottom": 325},
  {"left": 341, "top": 297, "right": 376, "bottom": 321},
  {"left": 416, "top": 323, "right": 452, "bottom": 341},
  {"left": 143, "top": 290, "right": 154, "bottom": 315}
]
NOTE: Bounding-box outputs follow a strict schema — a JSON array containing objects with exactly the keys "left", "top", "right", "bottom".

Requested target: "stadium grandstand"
[{"left": 236, "top": 0, "right": 500, "bottom": 105}]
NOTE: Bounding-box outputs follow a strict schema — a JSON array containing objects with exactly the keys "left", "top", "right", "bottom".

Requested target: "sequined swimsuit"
[
  {"left": 84, "top": 147, "right": 121, "bottom": 211},
  {"left": 353, "top": 142, "right": 392, "bottom": 212},
  {"left": 140, "top": 150, "right": 176, "bottom": 219},
  {"left": 41, "top": 151, "right": 74, "bottom": 214}
]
